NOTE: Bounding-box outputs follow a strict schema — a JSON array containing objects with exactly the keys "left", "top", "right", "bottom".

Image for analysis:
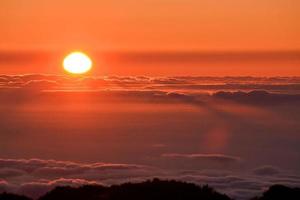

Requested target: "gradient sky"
[
  {"left": 1, "top": 0, "right": 299, "bottom": 51},
  {"left": 1, "top": 2, "right": 300, "bottom": 199}
]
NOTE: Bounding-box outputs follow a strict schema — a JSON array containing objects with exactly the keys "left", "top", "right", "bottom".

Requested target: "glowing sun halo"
[{"left": 63, "top": 52, "right": 92, "bottom": 74}]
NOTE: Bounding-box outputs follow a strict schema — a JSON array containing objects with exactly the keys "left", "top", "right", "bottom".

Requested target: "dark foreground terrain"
[{"left": 0, "top": 179, "right": 299, "bottom": 200}]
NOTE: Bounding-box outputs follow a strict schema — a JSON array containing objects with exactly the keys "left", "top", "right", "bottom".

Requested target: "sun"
[{"left": 63, "top": 51, "right": 92, "bottom": 74}]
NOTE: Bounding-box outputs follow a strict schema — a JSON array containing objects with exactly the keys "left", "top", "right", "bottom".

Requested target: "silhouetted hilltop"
[
  {"left": 39, "top": 185, "right": 107, "bottom": 200},
  {"left": 1, "top": 180, "right": 300, "bottom": 200},
  {"left": 39, "top": 179, "right": 231, "bottom": 200},
  {"left": 251, "top": 184, "right": 300, "bottom": 200}
]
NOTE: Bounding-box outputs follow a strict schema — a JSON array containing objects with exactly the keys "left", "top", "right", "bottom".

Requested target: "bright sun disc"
[{"left": 63, "top": 52, "right": 92, "bottom": 74}]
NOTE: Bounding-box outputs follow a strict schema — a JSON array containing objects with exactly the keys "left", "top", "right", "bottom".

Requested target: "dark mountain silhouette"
[
  {"left": 1, "top": 180, "right": 300, "bottom": 200},
  {"left": 251, "top": 184, "right": 300, "bottom": 200},
  {"left": 39, "top": 179, "right": 231, "bottom": 200}
]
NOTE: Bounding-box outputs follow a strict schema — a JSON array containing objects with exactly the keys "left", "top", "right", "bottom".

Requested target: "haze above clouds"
[{"left": 0, "top": 74, "right": 300, "bottom": 199}]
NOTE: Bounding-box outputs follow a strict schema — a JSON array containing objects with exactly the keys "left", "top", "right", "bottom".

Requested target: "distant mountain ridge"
[{"left": 0, "top": 179, "right": 300, "bottom": 200}]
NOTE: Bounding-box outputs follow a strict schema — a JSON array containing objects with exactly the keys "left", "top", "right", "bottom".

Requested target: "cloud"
[
  {"left": 0, "top": 74, "right": 299, "bottom": 110},
  {"left": 0, "top": 158, "right": 300, "bottom": 200},
  {"left": 0, "top": 74, "right": 300, "bottom": 95},
  {"left": 0, "top": 179, "right": 10, "bottom": 193},
  {"left": 18, "top": 178, "right": 99, "bottom": 198},
  {"left": 253, "top": 166, "right": 281, "bottom": 176},
  {"left": 213, "top": 90, "right": 300, "bottom": 105},
  {"left": 32, "top": 166, "right": 85, "bottom": 178},
  {"left": 160, "top": 154, "right": 241, "bottom": 170},
  {"left": 0, "top": 168, "right": 25, "bottom": 178},
  {"left": 0, "top": 158, "right": 155, "bottom": 180},
  {"left": 162, "top": 153, "right": 241, "bottom": 163},
  {"left": 0, "top": 75, "right": 300, "bottom": 200},
  {"left": 22, "top": 80, "right": 59, "bottom": 89},
  {"left": 0, "top": 158, "right": 157, "bottom": 198}
]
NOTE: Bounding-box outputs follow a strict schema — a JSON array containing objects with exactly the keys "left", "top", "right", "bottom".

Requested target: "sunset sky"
[
  {"left": 0, "top": 1, "right": 300, "bottom": 200},
  {"left": 1, "top": 0, "right": 300, "bottom": 76},
  {"left": 1, "top": 0, "right": 299, "bottom": 51}
]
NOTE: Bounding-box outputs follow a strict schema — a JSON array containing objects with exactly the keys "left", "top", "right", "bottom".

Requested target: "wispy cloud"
[{"left": 0, "top": 158, "right": 299, "bottom": 200}]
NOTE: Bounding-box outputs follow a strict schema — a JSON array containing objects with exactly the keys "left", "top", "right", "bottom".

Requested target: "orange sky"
[
  {"left": 1, "top": 0, "right": 299, "bottom": 51},
  {"left": 0, "top": 0, "right": 299, "bottom": 76}
]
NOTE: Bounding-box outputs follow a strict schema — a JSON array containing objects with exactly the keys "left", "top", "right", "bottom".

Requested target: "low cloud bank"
[
  {"left": 0, "top": 158, "right": 300, "bottom": 200},
  {"left": 1, "top": 74, "right": 300, "bottom": 94}
]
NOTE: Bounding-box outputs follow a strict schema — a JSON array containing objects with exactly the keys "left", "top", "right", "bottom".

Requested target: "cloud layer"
[
  {"left": 1, "top": 75, "right": 300, "bottom": 200},
  {"left": 1, "top": 74, "right": 300, "bottom": 94},
  {"left": 0, "top": 158, "right": 300, "bottom": 200}
]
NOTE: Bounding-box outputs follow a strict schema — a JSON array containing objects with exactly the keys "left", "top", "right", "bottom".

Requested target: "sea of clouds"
[{"left": 0, "top": 74, "right": 300, "bottom": 199}]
